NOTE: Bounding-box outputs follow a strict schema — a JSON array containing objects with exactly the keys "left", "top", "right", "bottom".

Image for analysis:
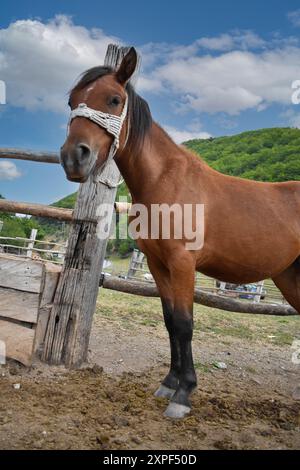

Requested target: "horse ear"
[{"left": 116, "top": 47, "right": 138, "bottom": 85}]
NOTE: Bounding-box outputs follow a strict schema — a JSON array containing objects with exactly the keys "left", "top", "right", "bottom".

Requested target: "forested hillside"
[{"left": 185, "top": 127, "right": 300, "bottom": 182}]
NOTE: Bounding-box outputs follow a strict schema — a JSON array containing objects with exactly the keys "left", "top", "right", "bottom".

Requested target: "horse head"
[{"left": 60, "top": 47, "right": 138, "bottom": 182}]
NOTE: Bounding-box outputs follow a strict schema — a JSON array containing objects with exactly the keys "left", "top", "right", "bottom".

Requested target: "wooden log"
[
  {"left": 0, "top": 196, "right": 128, "bottom": 220},
  {"left": 0, "top": 287, "right": 39, "bottom": 323},
  {"left": 42, "top": 45, "right": 136, "bottom": 367},
  {"left": 101, "top": 275, "right": 298, "bottom": 316},
  {"left": 0, "top": 199, "right": 73, "bottom": 221},
  {"left": 0, "top": 148, "right": 60, "bottom": 164},
  {"left": 0, "top": 254, "right": 43, "bottom": 293},
  {"left": 0, "top": 319, "right": 35, "bottom": 366}
]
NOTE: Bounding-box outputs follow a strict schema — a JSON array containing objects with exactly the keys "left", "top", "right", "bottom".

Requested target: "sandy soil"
[{"left": 0, "top": 311, "right": 299, "bottom": 450}]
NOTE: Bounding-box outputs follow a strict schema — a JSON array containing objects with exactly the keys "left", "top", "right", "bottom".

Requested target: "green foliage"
[
  {"left": 0, "top": 214, "right": 45, "bottom": 246},
  {"left": 184, "top": 127, "right": 300, "bottom": 182}
]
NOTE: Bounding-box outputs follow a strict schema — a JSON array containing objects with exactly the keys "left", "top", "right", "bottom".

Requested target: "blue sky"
[{"left": 1, "top": 0, "right": 300, "bottom": 204}]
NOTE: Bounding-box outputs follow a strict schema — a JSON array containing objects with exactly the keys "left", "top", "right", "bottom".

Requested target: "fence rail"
[
  {"left": 100, "top": 274, "right": 297, "bottom": 316},
  {"left": 0, "top": 199, "right": 73, "bottom": 221},
  {"left": 0, "top": 148, "right": 60, "bottom": 164},
  {"left": 0, "top": 236, "right": 66, "bottom": 248},
  {"left": 0, "top": 229, "right": 67, "bottom": 264}
]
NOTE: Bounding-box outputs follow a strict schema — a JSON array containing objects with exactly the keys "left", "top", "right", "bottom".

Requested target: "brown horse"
[{"left": 61, "top": 47, "right": 300, "bottom": 418}]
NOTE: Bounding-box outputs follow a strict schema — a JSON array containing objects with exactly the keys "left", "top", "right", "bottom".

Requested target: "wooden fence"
[
  {"left": 0, "top": 254, "right": 60, "bottom": 365},
  {"left": 0, "top": 232, "right": 67, "bottom": 263}
]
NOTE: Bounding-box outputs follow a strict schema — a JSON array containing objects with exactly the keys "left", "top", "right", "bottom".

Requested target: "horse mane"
[{"left": 69, "top": 66, "right": 152, "bottom": 152}]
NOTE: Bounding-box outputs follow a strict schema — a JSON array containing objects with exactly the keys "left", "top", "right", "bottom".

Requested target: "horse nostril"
[{"left": 77, "top": 143, "right": 91, "bottom": 160}]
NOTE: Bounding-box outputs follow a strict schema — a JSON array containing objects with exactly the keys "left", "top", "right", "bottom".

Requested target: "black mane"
[{"left": 70, "top": 66, "right": 152, "bottom": 152}]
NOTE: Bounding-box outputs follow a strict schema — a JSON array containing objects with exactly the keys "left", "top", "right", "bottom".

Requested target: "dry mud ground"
[{"left": 0, "top": 289, "right": 300, "bottom": 450}]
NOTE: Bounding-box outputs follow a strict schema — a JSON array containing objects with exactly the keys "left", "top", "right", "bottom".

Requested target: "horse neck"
[{"left": 115, "top": 122, "right": 180, "bottom": 200}]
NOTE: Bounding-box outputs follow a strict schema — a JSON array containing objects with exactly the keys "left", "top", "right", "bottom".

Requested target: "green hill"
[
  {"left": 184, "top": 127, "right": 300, "bottom": 182},
  {"left": 52, "top": 192, "right": 77, "bottom": 209}
]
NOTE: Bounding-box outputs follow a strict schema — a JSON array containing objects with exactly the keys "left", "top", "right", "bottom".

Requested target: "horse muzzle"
[{"left": 60, "top": 143, "right": 96, "bottom": 183}]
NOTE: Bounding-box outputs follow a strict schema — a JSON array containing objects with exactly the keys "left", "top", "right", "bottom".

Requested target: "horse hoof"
[
  {"left": 163, "top": 402, "right": 191, "bottom": 419},
  {"left": 154, "top": 384, "right": 176, "bottom": 399}
]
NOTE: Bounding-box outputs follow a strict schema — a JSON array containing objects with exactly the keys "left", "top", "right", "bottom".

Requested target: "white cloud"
[
  {"left": 197, "top": 30, "right": 266, "bottom": 51},
  {"left": 163, "top": 125, "right": 211, "bottom": 143},
  {"left": 1, "top": 17, "right": 300, "bottom": 119},
  {"left": 154, "top": 47, "right": 300, "bottom": 115},
  {"left": 287, "top": 9, "right": 300, "bottom": 27},
  {"left": 0, "top": 161, "right": 22, "bottom": 180},
  {"left": 0, "top": 15, "right": 120, "bottom": 113}
]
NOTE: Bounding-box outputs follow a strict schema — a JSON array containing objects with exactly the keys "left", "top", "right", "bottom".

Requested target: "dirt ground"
[{"left": 0, "top": 290, "right": 300, "bottom": 450}]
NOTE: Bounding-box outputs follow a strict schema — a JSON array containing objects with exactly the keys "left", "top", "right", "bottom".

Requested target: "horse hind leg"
[
  {"left": 272, "top": 259, "right": 300, "bottom": 400},
  {"left": 272, "top": 259, "right": 300, "bottom": 313}
]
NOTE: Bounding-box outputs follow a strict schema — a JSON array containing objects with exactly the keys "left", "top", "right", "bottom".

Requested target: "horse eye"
[{"left": 109, "top": 96, "right": 121, "bottom": 107}]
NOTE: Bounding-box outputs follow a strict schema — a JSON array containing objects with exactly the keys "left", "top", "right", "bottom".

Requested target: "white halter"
[{"left": 68, "top": 96, "right": 128, "bottom": 187}]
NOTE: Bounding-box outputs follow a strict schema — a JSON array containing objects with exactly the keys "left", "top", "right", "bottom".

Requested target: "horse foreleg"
[
  {"left": 154, "top": 298, "right": 180, "bottom": 398},
  {"left": 163, "top": 257, "right": 197, "bottom": 419},
  {"left": 147, "top": 258, "right": 179, "bottom": 399}
]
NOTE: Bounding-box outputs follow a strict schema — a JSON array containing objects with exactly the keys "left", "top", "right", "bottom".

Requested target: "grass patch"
[{"left": 96, "top": 266, "right": 300, "bottom": 347}]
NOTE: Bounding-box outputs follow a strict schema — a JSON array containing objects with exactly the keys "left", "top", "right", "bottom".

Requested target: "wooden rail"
[
  {"left": 0, "top": 148, "right": 60, "bottom": 164},
  {"left": 100, "top": 275, "right": 298, "bottom": 316},
  {"left": 0, "top": 244, "right": 65, "bottom": 255},
  {"left": 0, "top": 236, "right": 66, "bottom": 248},
  {"left": 0, "top": 198, "right": 130, "bottom": 219},
  {"left": 0, "top": 199, "right": 73, "bottom": 221}
]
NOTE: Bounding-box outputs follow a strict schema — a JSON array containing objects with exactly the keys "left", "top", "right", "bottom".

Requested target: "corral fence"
[
  {"left": 0, "top": 44, "right": 297, "bottom": 370},
  {"left": 0, "top": 231, "right": 67, "bottom": 264}
]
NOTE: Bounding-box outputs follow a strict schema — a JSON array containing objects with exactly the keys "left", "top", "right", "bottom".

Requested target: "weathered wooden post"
[
  {"left": 253, "top": 280, "right": 264, "bottom": 303},
  {"left": 42, "top": 44, "right": 138, "bottom": 367},
  {"left": 26, "top": 228, "right": 37, "bottom": 258}
]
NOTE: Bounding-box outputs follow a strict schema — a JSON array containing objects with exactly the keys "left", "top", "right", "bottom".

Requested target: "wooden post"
[
  {"left": 127, "top": 249, "right": 145, "bottom": 278},
  {"left": 128, "top": 249, "right": 140, "bottom": 278},
  {"left": 254, "top": 280, "right": 264, "bottom": 303},
  {"left": 219, "top": 281, "right": 226, "bottom": 291},
  {"left": 26, "top": 228, "right": 37, "bottom": 258},
  {"left": 42, "top": 44, "right": 137, "bottom": 367}
]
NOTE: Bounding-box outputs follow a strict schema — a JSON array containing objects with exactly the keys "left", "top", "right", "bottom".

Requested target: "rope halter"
[{"left": 68, "top": 95, "right": 128, "bottom": 187}]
